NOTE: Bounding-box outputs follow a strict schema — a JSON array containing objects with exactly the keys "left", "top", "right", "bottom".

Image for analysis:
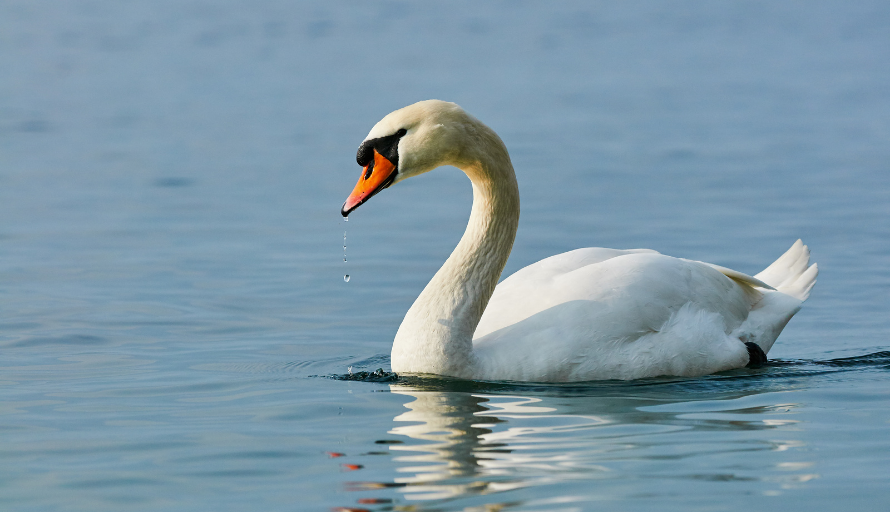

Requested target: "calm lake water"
[{"left": 2, "top": 1, "right": 889, "bottom": 511}]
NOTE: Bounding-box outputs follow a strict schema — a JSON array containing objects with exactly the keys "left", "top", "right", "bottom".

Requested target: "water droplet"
[
  {"left": 344, "top": 217, "right": 348, "bottom": 222},
  {"left": 342, "top": 225, "right": 350, "bottom": 282}
]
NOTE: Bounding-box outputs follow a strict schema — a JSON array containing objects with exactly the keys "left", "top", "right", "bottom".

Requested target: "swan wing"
[
  {"left": 472, "top": 251, "right": 759, "bottom": 380},
  {"left": 696, "top": 262, "right": 775, "bottom": 290},
  {"left": 474, "top": 247, "right": 659, "bottom": 340},
  {"left": 504, "top": 247, "right": 661, "bottom": 278},
  {"left": 475, "top": 248, "right": 754, "bottom": 340}
]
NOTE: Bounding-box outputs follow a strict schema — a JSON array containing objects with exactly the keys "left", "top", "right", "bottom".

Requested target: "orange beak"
[{"left": 341, "top": 149, "right": 397, "bottom": 216}]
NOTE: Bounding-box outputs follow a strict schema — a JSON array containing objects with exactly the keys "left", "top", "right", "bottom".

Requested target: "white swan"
[{"left": 341, "top": 100, "right": 818, "bottom": 382}]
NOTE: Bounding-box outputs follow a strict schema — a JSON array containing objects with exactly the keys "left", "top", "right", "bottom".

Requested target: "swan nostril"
[{"left": 363, "top": 161, "right": 374, "bottom": 180}]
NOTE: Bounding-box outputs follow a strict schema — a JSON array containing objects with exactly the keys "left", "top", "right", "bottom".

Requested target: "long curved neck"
[{"left": 391, "top": 137, "right": 519, "bottom": 378}]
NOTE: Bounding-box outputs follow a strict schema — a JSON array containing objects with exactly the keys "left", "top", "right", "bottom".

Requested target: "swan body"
[{"left": 341, "top": 100, "right": 817, "bottom": 382}]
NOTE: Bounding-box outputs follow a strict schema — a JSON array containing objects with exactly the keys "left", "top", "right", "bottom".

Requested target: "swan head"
[{"left": 341, "top": 100, "right": 475, "bottom": 217}]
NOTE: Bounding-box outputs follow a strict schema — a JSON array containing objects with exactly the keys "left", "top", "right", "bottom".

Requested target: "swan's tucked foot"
[{"left": 745, "top": 342, "right": 767, "bottom": 368}]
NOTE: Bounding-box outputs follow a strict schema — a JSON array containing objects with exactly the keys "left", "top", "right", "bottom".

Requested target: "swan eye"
[{"left": 396, "top": 128, "right": 407, "bottom": 137}]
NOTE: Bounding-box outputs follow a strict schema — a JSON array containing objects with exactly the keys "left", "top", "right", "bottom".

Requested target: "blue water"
[{"left": 2, "top": 1, "right": 889, "bottom": 510}]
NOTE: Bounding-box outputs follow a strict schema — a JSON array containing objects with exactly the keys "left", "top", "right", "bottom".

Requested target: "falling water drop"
[{"left": 342, "top": 223, "right": 349, "bottom": 282}]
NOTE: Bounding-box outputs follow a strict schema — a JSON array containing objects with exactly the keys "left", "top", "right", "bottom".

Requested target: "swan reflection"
[
  {"left": 386, "top": 388, "right": 615, "bottom": 500},
  {"left": 345, "top": 380, "right": 820, "bottom": 507}
]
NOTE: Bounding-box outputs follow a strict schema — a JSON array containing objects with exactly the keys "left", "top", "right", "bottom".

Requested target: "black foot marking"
[{"left": 745, "top": 342, "right": 767, "bottom": 368}]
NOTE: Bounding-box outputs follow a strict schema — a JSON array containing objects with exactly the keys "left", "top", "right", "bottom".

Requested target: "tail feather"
[
  {"left": 733, "top": 240, "right": 818, "bottom": 354},
  {"left": 754, "top": 239, "right": 818, "bottom": 301}
]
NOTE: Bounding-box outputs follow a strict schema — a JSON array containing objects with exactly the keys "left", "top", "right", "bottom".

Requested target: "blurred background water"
[{"left": 1, "top": 1, "right": 889, "bottom": 511}]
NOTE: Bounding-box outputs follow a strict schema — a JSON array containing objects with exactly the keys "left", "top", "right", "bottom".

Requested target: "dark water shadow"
[
  {"left": 152, "top": 177, "right": 194, "bottom": 188},
  {"left": 5, "top": 334, "right": 111, "bottom": 348}
]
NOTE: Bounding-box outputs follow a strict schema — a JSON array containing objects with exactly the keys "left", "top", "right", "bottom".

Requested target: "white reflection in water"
[
  {"left": 388, "top": 388, "right": 611, "bottom": 500},
  {"left": 375, "top": 384, "right": 820, "bottom": 504}
]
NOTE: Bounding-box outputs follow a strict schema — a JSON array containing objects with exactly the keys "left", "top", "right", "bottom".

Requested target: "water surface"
[{"left": 2, "top": 1, "right": 889, "bottom": 510}]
